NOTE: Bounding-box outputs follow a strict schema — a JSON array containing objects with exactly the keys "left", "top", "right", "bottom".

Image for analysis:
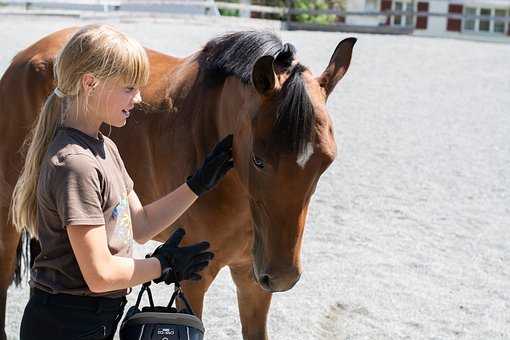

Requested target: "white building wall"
[
  {"left": 346, "top": 0, "right": 387, "bottom": 25},
  {"left": 426, "top": 0, "right": 449, "bottom": 35},
  {"left": 343, "top": 0, "right": 509, "bottom": 38},
  {"left": 239, "top": 0, "right": 251, "bottom": 18}
]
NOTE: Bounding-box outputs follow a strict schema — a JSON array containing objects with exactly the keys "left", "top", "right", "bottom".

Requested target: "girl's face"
[{"left": 87, "top": 78, "right": 142, "bottom": 128}]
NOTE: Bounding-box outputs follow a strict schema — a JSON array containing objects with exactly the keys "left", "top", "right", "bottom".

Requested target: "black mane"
[{"left": 197, "top": 31, "right": 314, "bottom": 154}]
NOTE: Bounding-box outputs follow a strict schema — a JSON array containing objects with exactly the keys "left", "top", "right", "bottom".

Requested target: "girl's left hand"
[{"left": 152, "top": 228, "right": 214, "bottom": 284}]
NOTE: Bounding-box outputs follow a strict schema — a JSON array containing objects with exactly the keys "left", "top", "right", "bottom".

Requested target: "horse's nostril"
[{"left": 260, "top": 274, "right": 271, "bottom": 289}]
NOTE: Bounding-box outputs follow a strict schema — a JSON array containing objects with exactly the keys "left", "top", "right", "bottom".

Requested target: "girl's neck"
[{"left": 63, "top": 104, "right": 103, "bottom": 139}]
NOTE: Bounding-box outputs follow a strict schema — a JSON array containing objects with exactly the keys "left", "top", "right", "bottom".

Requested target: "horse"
[{"left": 0, "top": 28, "right": 355, "bottom": 340}]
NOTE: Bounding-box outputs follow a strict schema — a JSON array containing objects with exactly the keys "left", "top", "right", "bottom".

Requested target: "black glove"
[
  {"left": 151, "top": 228, "right": 214, "bottom": 284},
  {"left": 186, "top": 134, "right": 234, "bottom": 196}
]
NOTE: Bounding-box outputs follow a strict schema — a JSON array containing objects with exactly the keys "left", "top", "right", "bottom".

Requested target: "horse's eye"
[{"left": 252, "top": 154, "right": 265, "bottom": 169}]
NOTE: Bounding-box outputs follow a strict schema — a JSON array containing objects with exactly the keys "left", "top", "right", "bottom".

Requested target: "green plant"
[
  {"left": 292, "top": 0, "right": 345, "bottom": 24},
  {"left": 218, "top": 0, "right": 240, "bottom": 17}
]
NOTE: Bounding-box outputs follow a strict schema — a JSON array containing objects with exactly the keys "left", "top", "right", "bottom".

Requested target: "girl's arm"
[
  {"left": 67, "top": 224, "right": 161, "bottom": 293},
  {"left": 129, "top": 183, "right": 197, "bottom": 244}
]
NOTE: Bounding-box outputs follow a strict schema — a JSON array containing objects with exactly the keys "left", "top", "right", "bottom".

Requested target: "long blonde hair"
[{"left": 10, "top": 24, "right": 150, "bottom": 237}]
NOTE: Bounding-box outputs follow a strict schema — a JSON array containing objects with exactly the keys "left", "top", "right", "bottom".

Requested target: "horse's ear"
[
  {"left": 317, "top": 37, "right": 356, "bottom": 98},
  {"left": 252, "top": 55, "right": 277, "bottom": 96}
]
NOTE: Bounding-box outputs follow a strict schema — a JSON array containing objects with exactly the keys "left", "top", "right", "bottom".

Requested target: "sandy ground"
[{"left": 1, "top": 14, "right": 509, "bottom": 340}]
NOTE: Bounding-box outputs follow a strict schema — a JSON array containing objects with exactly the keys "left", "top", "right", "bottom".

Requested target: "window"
[
  {"left": 405, "top": 2, "right": 414, "bottom": 26},
  {"left": 479, "top": 8, "right": 491, "bottom": 31},
  {"left": 462, "top": 6, "right": 508, "bottom": 34},
  {"left": 394, "top": 1, "right": 402, "bottom": 26},
  {"left": 365, "top": 0, "right": 378, "bottom": 11},
  {"left": 464, "top": 7, "right": 476, "bottom": 31},
  {"left": 392, "top": 1, "right": 414, "bottom": 27},
  {"left": 494, "top": 9, "right": 507, "bottom": 33}
]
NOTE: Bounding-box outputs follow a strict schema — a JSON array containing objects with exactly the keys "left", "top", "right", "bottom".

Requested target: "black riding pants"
[{"left": 20, "top": 288, "right": 127, "bottom": 340}]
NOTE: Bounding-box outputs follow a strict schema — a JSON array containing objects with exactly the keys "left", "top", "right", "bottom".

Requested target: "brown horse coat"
[{"left": 0, "top": 28, "right": 355, "bottom": 340}]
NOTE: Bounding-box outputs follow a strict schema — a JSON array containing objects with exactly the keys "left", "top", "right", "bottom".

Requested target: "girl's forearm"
[
  {"left": 134, "top": 183, "right": 198, "bottom": 244},
  {"left": 90, "top": 256, "right": 161, "bottom": 293}
]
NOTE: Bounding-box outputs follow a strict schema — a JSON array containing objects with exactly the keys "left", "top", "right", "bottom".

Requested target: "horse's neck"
[
  {"left": 165, "top": 61, "right": 220, "bottom": 151},
  {"left": 136, "top": 59, "right": 252, "bottom": 184},
  {"left": 162, "top": 61, "right": 250, "bottom": 156},
  {"left": 129, "top": 59, "right": 223, "bottom": 192}
]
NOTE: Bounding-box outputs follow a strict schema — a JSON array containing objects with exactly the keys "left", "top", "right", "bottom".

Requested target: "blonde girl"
[{"left": 11, "top": 24, "right": 233, "bottom": 340}]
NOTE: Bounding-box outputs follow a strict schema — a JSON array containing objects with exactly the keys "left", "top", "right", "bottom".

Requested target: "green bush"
[
  {"left": 219, "top": 8, "right": 240, "bottom": 17},
  {"left": 293, "top": 0, "right": 341, "bottom": 24},
  {"left": 218, "top": 0, "right": 240, "bottom": 17},
  {"left": 218, "top": 0, "right": 346, "bottom": 23}
]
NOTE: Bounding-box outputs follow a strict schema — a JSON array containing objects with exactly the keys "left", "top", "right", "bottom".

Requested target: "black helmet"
[{"left": 119, "top": 282, "right": 204, "bottom": 340}]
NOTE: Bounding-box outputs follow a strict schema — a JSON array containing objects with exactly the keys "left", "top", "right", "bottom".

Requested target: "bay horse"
[{"left": 0, "top": 28, "right": 355, "bottom": 340}]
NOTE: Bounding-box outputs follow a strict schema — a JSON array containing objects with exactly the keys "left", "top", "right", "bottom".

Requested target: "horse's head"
[
  {"left": 201, "top": 32, "right": 355, "bottom": 292},
  {"left": 238, "top": 38, "right": 356, "bottom": 292}
]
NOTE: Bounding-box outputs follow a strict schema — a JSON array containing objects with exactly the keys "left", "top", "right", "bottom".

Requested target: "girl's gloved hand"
[
  {"left": 152, "top": 228, "right": 214, "bottom": 284},
  {"left": 186, "top": 134, "right": 234, "bottom": 196}
]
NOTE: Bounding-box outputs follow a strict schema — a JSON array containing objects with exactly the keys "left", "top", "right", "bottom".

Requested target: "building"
[{"left": 345, "top": 0, "right": 510, "bottom": 37}]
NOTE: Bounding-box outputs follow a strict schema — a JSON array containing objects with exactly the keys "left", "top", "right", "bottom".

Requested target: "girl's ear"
[{"left": 81, "top": 73, "right": 97, "bottom": 95}]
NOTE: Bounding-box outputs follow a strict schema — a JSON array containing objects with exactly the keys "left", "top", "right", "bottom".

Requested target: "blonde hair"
[{"left": 10, "top": 24, "right": 150, "bottom": 237}]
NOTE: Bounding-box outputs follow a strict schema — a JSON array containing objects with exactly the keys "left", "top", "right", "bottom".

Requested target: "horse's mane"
[{"left": 197, "top": 31, "right": 314, "bottom": 154}]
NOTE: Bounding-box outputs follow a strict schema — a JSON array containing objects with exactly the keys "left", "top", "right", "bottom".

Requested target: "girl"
[{"left": 10, "top": 24, "right": 233, "bottom": 340}]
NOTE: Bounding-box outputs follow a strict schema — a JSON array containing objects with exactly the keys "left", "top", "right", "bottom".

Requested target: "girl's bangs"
[{"left": 116, "top": 42, "right": 150, "bottom": 88}]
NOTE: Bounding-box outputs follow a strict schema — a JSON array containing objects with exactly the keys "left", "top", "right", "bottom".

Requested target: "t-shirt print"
[{"left": 110, "top": 194, "right": 133, "bottom": 254}]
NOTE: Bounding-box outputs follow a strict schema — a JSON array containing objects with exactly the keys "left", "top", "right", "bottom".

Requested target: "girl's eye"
[
  {"left": 125, "top": 87, "right": 135, "bottom": 92},
  {"left": 252, "top": 154, "right": 265, "bottom": 169}
]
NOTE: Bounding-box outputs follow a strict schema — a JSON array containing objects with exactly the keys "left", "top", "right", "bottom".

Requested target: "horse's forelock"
[{"left": 271, "top": 63, "right": 314, "bottom": 155}]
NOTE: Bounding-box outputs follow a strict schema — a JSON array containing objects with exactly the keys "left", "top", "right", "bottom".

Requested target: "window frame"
[
  {"left": 478, "top": 7, "right": 492, "bottom": 32},
  {"left": 392, "top": 0, "right": 414, "bottom": 27},
  {"left": 463, "top": 7, "right": 477, "bottom": 31},
  {"left": 494, "top": 8, "right": 507, "bottom": 34}
]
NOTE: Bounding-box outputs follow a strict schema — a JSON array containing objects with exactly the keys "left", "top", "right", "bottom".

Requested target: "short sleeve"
[
  {"left": 106, "top": 138, "right": 134, "bottom": 193},
  {"left": 53, "top": 154, "right": 105, "bottom": 227},
  {"left": 118, "top": 155, "right": 134, "bottom": 194}
]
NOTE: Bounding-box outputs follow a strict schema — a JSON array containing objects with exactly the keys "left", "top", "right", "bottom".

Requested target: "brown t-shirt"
[{"left": 30, "top": 127, "right": 134, "bottom": 298}]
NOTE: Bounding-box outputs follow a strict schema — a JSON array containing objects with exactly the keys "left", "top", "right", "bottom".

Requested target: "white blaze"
[{"left": 296, "top": 142, "right": 314, "bottom": 169}]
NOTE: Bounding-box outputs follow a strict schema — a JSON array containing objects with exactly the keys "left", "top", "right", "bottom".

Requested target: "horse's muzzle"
[{"left": 255, "top": 268, "right": 302, "bottom": 292}]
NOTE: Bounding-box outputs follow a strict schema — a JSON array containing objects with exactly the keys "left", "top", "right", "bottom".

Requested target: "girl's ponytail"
[{"left": 10, "top": 91, "right": 65, "bottom": 237}]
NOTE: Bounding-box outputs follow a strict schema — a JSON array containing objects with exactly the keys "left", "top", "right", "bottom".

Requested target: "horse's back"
[
  {"left": 0, "top": 28, "right": 79, "bottom": 205},
  {"left": 1, "top": 27, "right": 78, "bottom": 119}
]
